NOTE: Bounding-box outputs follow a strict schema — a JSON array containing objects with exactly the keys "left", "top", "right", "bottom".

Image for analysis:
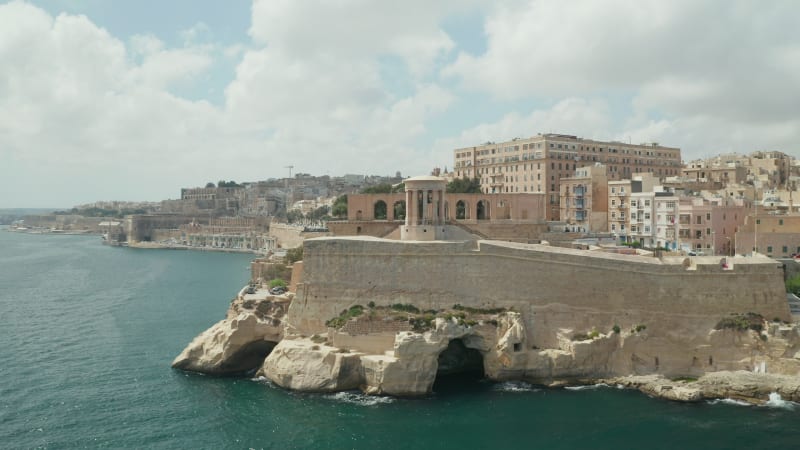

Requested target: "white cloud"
[
  {"left": 0, "top": 1, "right": 471, "bottom": 206},
  {"left": 442, "top": 0, "right": 800, "bottom": 160},
  {"left": 433, "top": 97, "right": 613, "bottom": 155}
]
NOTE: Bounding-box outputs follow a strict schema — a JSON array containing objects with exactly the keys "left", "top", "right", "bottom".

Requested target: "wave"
[
  {"left": 325, "top": 391, "right": 395, "bottom": 406},
  {"left": 565, "top": 383, "right": 610, "bottom": 391},
  {"left": 763, "top": 392, "right": 797, "bottom": 410},
  {"left": 707, "top": 398, "right": 752, "bottom": 407},
  {"left": 493, "top": 381, "right": 539, "bottom": 392}
]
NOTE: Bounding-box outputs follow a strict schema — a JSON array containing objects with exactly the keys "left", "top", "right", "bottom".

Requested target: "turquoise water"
[{"left": 2, "top": 228, "right": 800, "bottom": 449}]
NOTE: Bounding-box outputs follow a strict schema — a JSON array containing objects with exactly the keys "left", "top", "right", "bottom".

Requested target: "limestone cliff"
[{"left": 171, "top": 295, "right": 289, "bottom": 375}]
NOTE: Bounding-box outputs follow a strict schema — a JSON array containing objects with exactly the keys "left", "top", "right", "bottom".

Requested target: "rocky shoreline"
[{"left": 173, "top": 294, "right": 800, "bottom": 405}]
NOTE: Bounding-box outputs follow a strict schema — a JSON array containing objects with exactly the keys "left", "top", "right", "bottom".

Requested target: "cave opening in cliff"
[
  {"left": 433, "top": 339, "right": 485, "bottom": 391},
  {"left": 218, "top": 340, "right": 278, "bottom": 376}
]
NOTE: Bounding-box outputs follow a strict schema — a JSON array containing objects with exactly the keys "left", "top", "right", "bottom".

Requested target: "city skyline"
[{"left": 1, "top": 0, "right": 799, "bottom": 207}]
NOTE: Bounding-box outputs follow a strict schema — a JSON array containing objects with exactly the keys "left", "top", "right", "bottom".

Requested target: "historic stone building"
[{"left": 453, "top": 133, "right": 681, "bottom": 220}]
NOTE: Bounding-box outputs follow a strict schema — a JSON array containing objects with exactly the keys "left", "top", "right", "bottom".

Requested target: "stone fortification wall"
[
  {"left": 326, "top": 221, "right": 401, "bottom": 238},
  {"left": 289, "top": 237, "right": 790, "bottom": 344},
  {"left": 269, "top": 223, "right": 331, "bottom": 249}
]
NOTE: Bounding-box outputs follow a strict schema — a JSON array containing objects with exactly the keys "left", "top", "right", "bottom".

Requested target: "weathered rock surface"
[
  {"left": 612, "top": 371, "right": 800, "bottom": 404},
  {"left": 258, "top": 339, "right": 362, "bottom": 392},
  {"left": 171, "top": 296, "right": 288, "bottom": 375}
]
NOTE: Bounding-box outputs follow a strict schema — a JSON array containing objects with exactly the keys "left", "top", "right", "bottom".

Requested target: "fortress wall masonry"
[{"left": 288, "top": 237, "right": 790, "bottom": 341}]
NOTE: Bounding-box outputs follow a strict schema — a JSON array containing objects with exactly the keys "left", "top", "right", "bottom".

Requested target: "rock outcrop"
[
  {"left": 613, "top": 371, "right": 800, "bottom": 404},
  {"left": 258, "top": 339, "right": 362, "bottom": 392},
  {"left": 171, "top": 296, "right": 289, "bottom": 375}
]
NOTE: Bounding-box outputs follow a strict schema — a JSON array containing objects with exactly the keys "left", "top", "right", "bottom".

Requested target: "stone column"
[
  {"left": 437, "top": 190, "right": 444, "bottom": 224},
  {"left": 405, "top": 189, "right": 413, "bottom": 226}
]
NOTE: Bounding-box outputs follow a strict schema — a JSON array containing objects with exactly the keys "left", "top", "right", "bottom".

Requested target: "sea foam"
[
  {"left": 493, "top": 381, "right": 539, "bottom": 392},
  {"left": 565, "top": 383, "right": 610, "bottom": 391},
  {"left": 325, "top": 391, "right": 395, "bottom": 406}
]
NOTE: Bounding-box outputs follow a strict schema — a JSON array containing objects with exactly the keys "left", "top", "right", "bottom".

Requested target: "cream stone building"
[
  {"left": 559, "top": 164, "right": 608, "bottom": 232},
  {"left": 453, "top": 133, "right": 681, "bottom": 220}
]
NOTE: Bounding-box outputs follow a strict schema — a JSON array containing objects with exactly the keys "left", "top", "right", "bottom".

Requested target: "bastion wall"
[{"left": 288, "top": 237, "right": 790, "bottom": 347}]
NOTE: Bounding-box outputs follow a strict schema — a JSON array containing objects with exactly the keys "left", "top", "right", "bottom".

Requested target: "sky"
[{"left": 1, "top": 0, "right": 799, "bottom": 208}]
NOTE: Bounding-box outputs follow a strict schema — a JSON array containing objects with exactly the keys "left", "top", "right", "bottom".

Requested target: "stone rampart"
[
  {"left": 289, "top": 237, "right": 790, "bottom": 343},
  {"left": 269, "top": 223, "right": 331, "bottom": 249}
]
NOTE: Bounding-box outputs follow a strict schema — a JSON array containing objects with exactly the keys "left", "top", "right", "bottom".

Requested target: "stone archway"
[
  {"left": 456, "top": 200, "right": 467, "bottom": 220},
  {"left": 477, "top": 200, "right": 490, "bottom": 220},
  {"left": 373, "top": 200, "right": 387, "bottom": 220},
  {"left": 393, "top": 200, "right": 406, "bottom": 220}
]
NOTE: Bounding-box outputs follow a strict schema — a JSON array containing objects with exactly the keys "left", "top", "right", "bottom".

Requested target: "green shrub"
[
  {"left": 612, "top": 324, "right": 621, "bottom": 334},
  {"left": 452, "top": 304, "right": 506, "bottom": 314},
  {"left": 367, "top": 301, "right": 376, "bottom": 308},
  {"left": 391, "top": 303, "right": 420, "bottom": 314},
  {"left": 714, "top": 313, "right": 764, "bottom": 332},
  {"left": 588, "top": 330, "right": 600, "bottom": 339},
  {"left": 786, "top": 274, "right": 800, "bottom": 296},
  {"left": 324, "top": 304, "right": 365, "bottom": 329},
  {"left": 634, "top": 324, "right": 647, "bottom": 333},
  {"left": 284, "top": 246, "right": 304, "bottom": 265},
  {"left": 268, "top": 278, "right": 287, "bottom": 289}
]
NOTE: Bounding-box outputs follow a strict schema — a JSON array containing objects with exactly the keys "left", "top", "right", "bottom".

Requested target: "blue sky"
[{"left": 1, "top": 0, "right": 798, "bottom": 207}]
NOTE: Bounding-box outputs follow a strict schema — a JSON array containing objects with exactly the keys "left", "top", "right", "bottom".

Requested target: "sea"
[{"left": 2, "top": 227, "right": 800, "bottom": 449}]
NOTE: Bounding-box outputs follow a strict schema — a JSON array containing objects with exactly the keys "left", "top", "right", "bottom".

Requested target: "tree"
[
  {"left": 331, "top": 195, "right": 348, "bottom": 218},
  {"left": 286, "top": 209, "right": 303, "bottom": 223},
  {"left": 285, "top": 246, "right": 304, "bottom": 264},
  {"left": 205, "top": 182, "right": 216, "bottom": 188},
  {"left": 446, "top": 177, "right": 482, "bottom": 193},
  {"left": 217, "top": 180, "right": 241, "bottom": 188},
  {"left": 307, "top": 205, "right": 330, "bottom": 222},
  {"left": 361, "top": 183, "right": 393, "bottom": 194},
  {"left": 787, "top": 274, "right": 800, "bottom": 296}
]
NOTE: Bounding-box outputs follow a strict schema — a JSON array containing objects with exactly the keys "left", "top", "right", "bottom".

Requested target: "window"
[
  {"left": 612, "top": 187, "right": 616, "bottom": 193},
  {"left": 706, "top": 213, "right": 711, "bottom": 220},
  {"left": 696, "top": 216, "right": 702, "bottom": 224},
  {"left": 780, "top": 219, "right": 784, "bottom": 226},
  {"left": 706, "top": 228, "right": 711, "bottom": 235},
  {"left": 756, "top": 219, "right": 761, "bottom": 225},
  {"left": 783, "top": 246, "right": 788, "bottom": 254},
  {"left": 767, "top": 246, "right": 773, "bottom": 254},
  {"left": 611, "top": 224, "right": 616, "bottom": 231},
  {"left": 644, "top": 200, "right": 650, "bottom": 207}
]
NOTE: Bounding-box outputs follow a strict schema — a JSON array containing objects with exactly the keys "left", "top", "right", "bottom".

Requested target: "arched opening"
[
  {"left": 433, "top": 339, "right": 485, "bottom": 392},
  {"left": 217, "top": 339, "right": 279, "bottom": 376},
  {"left": 476, "top": 200, "right": 490, "bottom": 220},
  {"left": 456, "top": 200, "right": 467, "bottom": 220},
  {"left": 393, "top": 200, "right": 406, "bottom": 220},
  {"left": 373, "top": 200, "right": 387, "bottom": 220}
]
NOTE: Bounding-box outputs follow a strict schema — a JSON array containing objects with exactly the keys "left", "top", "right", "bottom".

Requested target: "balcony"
[{"left": 574, "top": 199, "right": 585, "bottom": 209}]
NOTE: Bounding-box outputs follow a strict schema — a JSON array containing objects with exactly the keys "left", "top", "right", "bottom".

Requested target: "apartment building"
[
  {"left": 454, "top": 133, "right": 681, "bottom": 220},
  {"left": 678, "top": 197, "right": 749, "bottom": 255},
  {"left": 607, "top": 173, "right": 658, "bottom": 244},
  {"left": 559, "top": 164, "right": 608, "bottom": 232},
  {"left": 735, "top": 213, "right": 800, "bottom": 258}
]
